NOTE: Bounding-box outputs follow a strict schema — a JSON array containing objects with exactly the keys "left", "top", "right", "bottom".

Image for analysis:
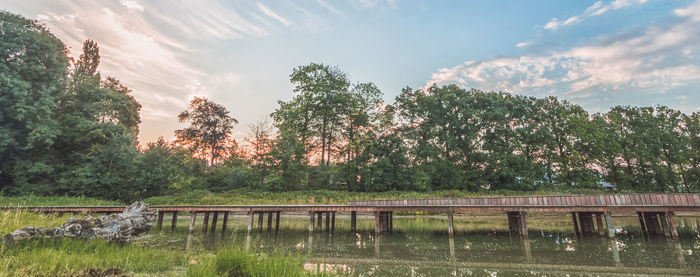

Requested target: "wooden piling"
[
  {"left": 309, "top": 211, "right": 315, "bottom": 232},
  {"left": 222, "top": 212, "right": 229, "bottom": 235},
  {"left": 188, "top": 212, "right": 197, "bottom": 233},
  {"left": 447, "top": 211, "right": 454, "bottom": 235},
  {"left": 637, "top": 212, "right": 649, "bottom": 239},
  {"left": 331, "top": 212, "right": 336, "bottom": 233},
  {"left": 389, "top": 212, "right": 393, "bottom": 231},
  {"left": 666, "top": 212, "right": 679, "bottom": 239},
  {"left": 604, "top": 212, "right": 615, "bottom": 238},
  {"left": 275, "top": 211, "right": 281, "bottom": 232},
  {"left": 507, "top": 211, "right": 527, "bottom": 237},
  {"left": 325, "top": 212, "right": 331, "bottom": 232},
  {"left": 171, "top": 211, "right": 178, "bottom": 231},
  {"left": 211, "top": 212, "right": 219, "bottom": 233},
  {"left": 317, "top": 212, "right": 322, "bottom": 229},
  {"left": 248, "top": 212, "right": 254, "bottom": 232},
  {"left": 595, "top": 213, "right": 605, "bottom": 236},
  {"left": 258, "top": 212, "right": 264, "bottom": 230},
  {"left": 374, "top": 211, "right": 381, "bottom": 234},
  {"left": 202, "top": 212, "right": 210, "bottom": 234},
  {"left": 157, "top": 212, "right": 164, "bottom": 230},
  {"left": 579, "top": 212, "right": 596, "bottom": 236},
  {"left": 571, "top": 212, "right": 581, "bottom": 237},
  {"left": 267, "top": 211, "right": 273, "bottom": 231},
  {"left": 351, "top": 211, "right": 357, "bottom": 232}
]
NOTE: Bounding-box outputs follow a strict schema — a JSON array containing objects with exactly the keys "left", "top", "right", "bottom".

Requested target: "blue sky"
[{"left": 4, "top": 0, "right": 700, "bottom": 143}]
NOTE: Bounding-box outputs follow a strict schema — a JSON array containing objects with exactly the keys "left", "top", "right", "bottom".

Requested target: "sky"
[{"left": 4, "top": 0, "right": 700, "bottom": 143}]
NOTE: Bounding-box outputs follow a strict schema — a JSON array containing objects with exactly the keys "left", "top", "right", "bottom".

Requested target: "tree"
[
  {"left": 175, "top": 97, "right": 237, "bottom": 166},
  {"left": 0, "top": 11, "right": 68, "bottom": 192}
]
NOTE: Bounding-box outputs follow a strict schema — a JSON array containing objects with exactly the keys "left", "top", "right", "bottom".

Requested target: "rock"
[{"left": 4, "top": 201, "right": 157, "bottom": 244}]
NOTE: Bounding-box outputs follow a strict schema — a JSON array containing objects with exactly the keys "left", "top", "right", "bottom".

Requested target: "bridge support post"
[
  {"left": 202, "top": 212, "right": 210, "bottom": 234},
  {"left": 639, "top": 212, "right": 664, "bottom": 237},
  {"left": 211, "top": 212, "right": 218, "bottom": 233},
  {"left": 665, "top": 212, "right": 678, "bottom": 239},
  {"left": 447, "top": 211, "right": 454, "bottom": 235},
  {"left": 309, "top": 211, "right": 315, "bottom": 232},
  {"left": 507, "top": 211, "right": 527, "bottom": 237},
  {"left": 248, "top": 212, "right": 254, "bottom": 232},
  {"left": 595, "top": 213, "right": 605, "bottom": 236},
  {"left": 351, "top": 211, "right": 357, "bottom": 232},
  {"left": 374, "top": 211, "right": 381, "bottom": 234},
  {"left": 325, "top": 212, "right": 331, "bottom": 232},
  {"left": 267, "top": 211, "right": 273, "bottom": 231},
  {"left": 171, "top": 212, "right": 178, "bottom": 231},
  {"left": 317, "top": 212, "right": 323, "bottom": 229},
  {"left": 157, "top": 212, "right": 164, "bottom": 230},
  {"left": 604, "top": 212, "right": 615, "bottom": 238},
  {"left": 275, "top": 211, "right": 281, "bottom": 232},
  {"left": 189, "top": 212, "right": 197, "bottom": 233},
  {"left": 331, "top": 212, "right": 336, "bottom": 233},
  {"left": 222, "top": 212, "right": 229, "bottom": 236},
  {"left": 572, "top": 212, "right": 581, "bottom": 237},
  {"left": 389, "top": 212, "right": 393, "bottom": 231},
  {"left": 257, "top": 212, "right": 264, "bottom": 230},
  {"left": 579, "top": 212, "right": 596, "bottom": 236}
]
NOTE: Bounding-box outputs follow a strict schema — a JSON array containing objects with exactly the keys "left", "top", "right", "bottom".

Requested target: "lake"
[{"left": 154, "top": 212, "right": 700, "bottom": 276}]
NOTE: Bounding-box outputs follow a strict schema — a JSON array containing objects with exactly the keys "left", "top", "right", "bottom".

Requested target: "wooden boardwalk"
[{"left": 4, "top": 193, "right": 699, "bottom": 238}]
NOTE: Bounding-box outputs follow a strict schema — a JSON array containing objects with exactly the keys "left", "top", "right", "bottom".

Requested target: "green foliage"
[
  {"left": 175, "top": 96, "right": 237, "bottom": 166},
  {"left": 0, "top": 11, "right": 67, "bottom": 191}
]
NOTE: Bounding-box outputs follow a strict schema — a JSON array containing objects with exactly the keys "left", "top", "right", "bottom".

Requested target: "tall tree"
[
  {"left": 175, "top": 97, "right": 237, "bottom": 166},
  {"left": 0, "top": 11, "right": 68, "bottom": 191}
]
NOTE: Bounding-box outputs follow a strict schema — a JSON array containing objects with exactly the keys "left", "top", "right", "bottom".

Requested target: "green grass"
[
  {"left": 143, "top": 188, "right": 607, "bottom": 205},
  {"left": 0, "top": 195, "right": 119, "bottom": 207},
  {"left": 0, "top": 210, "right": 332, "bottom": 276}
]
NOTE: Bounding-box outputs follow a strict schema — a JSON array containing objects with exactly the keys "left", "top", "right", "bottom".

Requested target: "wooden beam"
[
  {"left": 258, "top": 212, "right": 263, "bottom": 230},
  {"left": 317, "top": 212, "right": 322, "bottom": 228},
  {"left": 188, "top": 212, "right": 197, "bottom": 233},
  {"left": 604, "top": 212, "right": 615, "bottom": 238},
  {"left": 331, "top": 212, "right": 336, "bottom": 233},
  {"left": 374, "top": 211, "right": 381, "bottom": 234},
  {"left": 171, "top": 211, "right": 178, "bottom": 231},
  {"left": 248, "top": 212, "right": 254, "bottom": 232},
  {"left": 309, "top": 211, "right": 315, "bottom": 232},
  {"left": 595, "top": 212, "right": 605, "bottom": 236},
  {"left": 222, "top": 212, "right": 229, "bottom": 235},
  {"left": 571, "top": 212, "right": 581, "bottom": 237},
  {"left": 211, "top": 212, "right": 218, "bottom": 233},
  {"left": 447, "top": 211, "right": 454, "bottom": 235},
  {"left": 267, "top": 211, "right": 273, "bottom": 231},
  {"left": 275, "top": 211, "right": 281, "bottom": 232},
  {"left": 666, "top": 211, "right": 679, "bottom": 239},
  {"left": 325, "top": 212, "right": 331, "bottom": 232},
  {"left": 202, "top": 212, "right": 210, "bottom": 234},
  {"left": 157, "top": 212, "right": 164, "bottom": 230},
  {"left": 351, "top": 211, "right": 357, "bottom": 232}
]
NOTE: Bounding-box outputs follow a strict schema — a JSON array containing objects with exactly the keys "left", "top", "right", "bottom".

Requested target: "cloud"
[
  {"left": 426, "top": 1, "right": 700, "bottom": 98},
  {"left": 257, "top": 2, "right": 291, "bottom": 26},
  {"left": 316, "top": 0, "right": 345, "bottom": 17},
  {"left": 120, "top": 0, "right": 143, "bottom": 12},
  {"left": 515, "top": 41, "right": 531, "bottom": 48},
  {"left": 544, "top": 0, "right": 648, "bottom": 30}
]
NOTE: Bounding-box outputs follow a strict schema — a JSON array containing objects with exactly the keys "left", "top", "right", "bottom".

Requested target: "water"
[{"left": 156, "top": 212, "right": 700, "bottom": 276}]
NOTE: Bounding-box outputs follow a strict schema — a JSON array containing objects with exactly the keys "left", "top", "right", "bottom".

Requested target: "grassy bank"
[
  {"left": 143, "top": 188, "right": 607, "bottom": 206},
  {"left": 0, "top": 210, "right": 328, "bottom": 276},
  {"left": 0, "top": 188, "right": 608, "bottom": 207}
]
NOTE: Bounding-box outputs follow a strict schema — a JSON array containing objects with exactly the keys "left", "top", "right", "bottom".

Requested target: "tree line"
[{"left": 1, "top": 11, "right": 698, "bottom": 200}]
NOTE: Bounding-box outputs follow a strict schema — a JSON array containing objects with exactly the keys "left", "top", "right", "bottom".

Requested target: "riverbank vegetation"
[
  {"left": 0, "top": 210, "right": 328, "bottom": 276},
  {"left": 2, "top": 10, "right": 698, "bottom": 204}
]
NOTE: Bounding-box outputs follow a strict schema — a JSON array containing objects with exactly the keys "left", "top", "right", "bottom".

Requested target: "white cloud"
[
  {"left": 257, "top": 2, "right": 291, "bottom": 26},
  {"left": 120, "top": 0, "right": 144, "bottom": 12},
  {"left": 675, "top": 0, "right": 700, "bottom": 21},
  {"left": 316, "top": 0, "right": 345, "bottom": 17},
  {"left": 544, "top": 0, "right": 647, "bottom": 30},
  {"left": 515, "top": 41, "right": 531, "bottom": 48},
  {"left": 426, "top": 1, "right": 700, "bottom": 97}
]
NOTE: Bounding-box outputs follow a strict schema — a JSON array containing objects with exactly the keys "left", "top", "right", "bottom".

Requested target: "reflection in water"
[{"left": 164, "top": 214, "right": 700, "bottom": 276}]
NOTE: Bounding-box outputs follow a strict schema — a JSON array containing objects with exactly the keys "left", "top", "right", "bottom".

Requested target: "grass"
[
  {"left": 0, "top": 210, "right": 332, "bottom": 277},
  {"left": 143, "top": 188, "right": 608, "bottom": 205},
  {"left": 0, "top": 195, "right": 119, "bottom": 207}
]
